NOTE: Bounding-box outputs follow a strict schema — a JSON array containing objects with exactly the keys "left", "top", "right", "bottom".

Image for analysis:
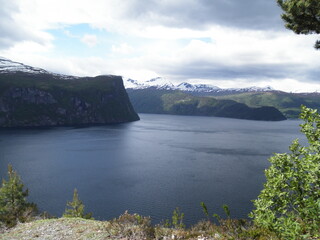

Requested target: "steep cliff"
[{"left": 0, "top": 72, "right": 139, "bottom": 127}]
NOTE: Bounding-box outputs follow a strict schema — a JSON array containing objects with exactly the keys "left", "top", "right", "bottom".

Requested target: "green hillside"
[
  {"left": 215, "top": 91, "right": 320, "bottom": 118},
  {"left": 127, "top": 89, "right": 286, "bottom": 121}
]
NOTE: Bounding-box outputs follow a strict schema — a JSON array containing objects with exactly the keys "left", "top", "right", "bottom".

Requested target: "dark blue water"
[{"left": 0, "top": 114, "right": 304, "bottom": 225}]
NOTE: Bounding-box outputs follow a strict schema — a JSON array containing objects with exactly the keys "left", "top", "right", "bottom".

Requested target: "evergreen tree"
[
  {"left": 0, "top": 164, "right": 37, "bottom": 227},
  {"left": 277, "top": 0, "right": 320, "bottom": 49},
  {"left": 63, "top": 188, "right": 93, "bottom": 219},
  {"left": 250, "top": 106, "right": 320, "bottom": 239}
]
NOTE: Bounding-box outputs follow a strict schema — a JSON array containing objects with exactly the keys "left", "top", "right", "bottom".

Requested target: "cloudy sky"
[{"left": 0, "top": 0, "right": 319, "bottom": 92}]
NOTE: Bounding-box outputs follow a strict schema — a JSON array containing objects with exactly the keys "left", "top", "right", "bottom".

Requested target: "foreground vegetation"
[
  {"left": 1, "top": 213, "right": 282, "bottom": 240},
  {"left": 0, "top": 106, "right": 319, "bottom": 239},
  {"left": 251, "top": 106, "right": 320, "bottom": 239}
]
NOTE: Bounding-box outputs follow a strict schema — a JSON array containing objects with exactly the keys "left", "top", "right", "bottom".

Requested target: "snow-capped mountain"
[
  {"left": 0, "top": 57, "right": 76, "bottom": 79},
  {"left": 145, "top": 77, "right": 175, "bottom": 90},
  {"left": 123, "top": 77, "right": 175, "bottom": 90},
  {"left": 123, "top": 77, "right": 275, "bottom": 94},
  {"left": 0, "top": 57, "right": 48, "bottom": 74},
  {"left": 177, "top": 82, "right": 221, "bottom": 92}
]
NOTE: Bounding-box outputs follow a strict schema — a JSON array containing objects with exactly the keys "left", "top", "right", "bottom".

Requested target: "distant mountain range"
[
  {"left": 0, "top": 57, "right": 139, "bottom": 127},
  {"left": 124, "top": 77, "right": 276, "bottom": 96},
  {"left": 124, "top": 77, "right": 320, "bottom": 119}
]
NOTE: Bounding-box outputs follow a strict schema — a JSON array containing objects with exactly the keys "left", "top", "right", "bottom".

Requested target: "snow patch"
[
  {"left": 124, "top": 77, "right": 274, "bottom": 93},
  {"left": 0, "top": 57, "right": 76, "bottom": 79}
]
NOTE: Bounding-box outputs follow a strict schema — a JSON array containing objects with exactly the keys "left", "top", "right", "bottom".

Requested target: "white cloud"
[
  {"left": 81, "top": 34, "right": 98, "bottom": 47},
  {"left": 0, "top": 0, "right": 319, "bottom": 92},
  {"left": 63, "top": 30, "right": 79, "bottom": 38},
  {"left": 111, "top": 43, "right": 134, "bottom": 54},
  {"left": 124, "top": 28, "right": 320, "bottom": 82}
]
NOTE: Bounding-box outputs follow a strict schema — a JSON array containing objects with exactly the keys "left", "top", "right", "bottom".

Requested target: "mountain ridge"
[
  {"left": 125, "top": 77, "right": 320, "bottom": 119},
  {"left": 123, "top": 77, "right": 320, "bottom": 95},
  {"left": 123, "top": 77, "right": 279, "bottom": 95},
  {"left": 127, "top": 88, "right": 287, "bottom": 121},
  {"left": 0, "top": 57, "right": 139, "bottom": 127}
]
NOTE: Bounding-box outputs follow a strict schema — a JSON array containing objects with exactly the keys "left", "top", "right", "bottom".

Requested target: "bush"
[
  {"left": 250, "top": 106, "right": 320, "bottom": 239},
  {"left": 109, "top": 211, "right": 155, "bottom": 239}
]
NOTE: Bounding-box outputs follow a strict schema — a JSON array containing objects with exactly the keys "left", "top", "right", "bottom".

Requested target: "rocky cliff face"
[{"left": 0, "top": 73, "right": 139, "bottom": 127}]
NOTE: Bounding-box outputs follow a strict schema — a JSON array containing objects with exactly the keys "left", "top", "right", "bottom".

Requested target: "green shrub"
[
  {"left": 63, "top": 188, "right": 93, "bottom": 219},
  {"left": 250, "top": 106, "right": 320, "bottom": 239},
  {"left": 172, "top": 207, "right": 185, "bottom": 229}
]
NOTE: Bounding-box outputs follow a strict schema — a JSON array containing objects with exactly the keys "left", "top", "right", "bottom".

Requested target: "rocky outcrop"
[{"left": 0, "top": 73, "right": 139, "bottom": 127}]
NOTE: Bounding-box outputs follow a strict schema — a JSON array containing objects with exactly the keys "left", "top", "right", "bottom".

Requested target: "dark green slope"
[
  {"left": 126, "top": 88, "right": 167, "bottom": 114},
  {"left": 127, "top": 88, "right": 286, "bottom": 121},
  {"left": 215, "top": 91, "right": 320, "bottom": 118},
  {"left": 0, "top": 73, "right": 139, "bottom": 127}
]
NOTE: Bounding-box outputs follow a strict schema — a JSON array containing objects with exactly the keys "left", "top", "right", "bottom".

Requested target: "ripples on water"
[{"left": 0, "top": 114, "right": 303, "bottom": 225}]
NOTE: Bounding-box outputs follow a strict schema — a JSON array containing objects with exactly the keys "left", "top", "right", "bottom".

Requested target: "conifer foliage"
[
  {"left": 277, "top": 0, "right": 320, "bottom": 49},
  {"left": 63, "top": 188, "right": 93, "bottom": 219},
  {"left": 0, "top": 164, "right": 37, "bottom": 227}
]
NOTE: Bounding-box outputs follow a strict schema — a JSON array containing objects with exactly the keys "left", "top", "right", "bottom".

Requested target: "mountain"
[
  {"left": 127, "top": 88, "right": 286, "bottom": 121},
  {"left": 0, "top": 57, "right": 139, "bottom": 127},
  {"left": 123, "top": 77, "right": 275, "bottom": 95},
  {"left": 124, "top": 77, "right": 320, "bottom": 119},
  {"left": 216, "top": 91, "right": 320, "bottom": 119},
  {"left": 123, "top": 77, "right": 175, "bottom": 90},
  {"left": 176, "top": 82, "right": 220, "bottom": 92},
  {"left": 0, "top": 57, "right": 75, "bottom": 79}
]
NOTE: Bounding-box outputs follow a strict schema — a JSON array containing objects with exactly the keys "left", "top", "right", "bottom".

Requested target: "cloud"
[
  {"left": 81, "top": 34, "right": 98, "bottom": 47},
  {"left": 63, "top": 30, "right": 79, "bottom": 38},
  {"left": 0, "top": 0, "right": 51, "bottom": 49},
  {"left": 161, "top": 61, "right": 306, "bottom": 82},
  {"left": 0, "top": 0, "right": 286, "bottom": 48},
  {"left": 114, "top": 0, "right": 284, "bottom": 31},
  {"left": 137, "top": 29, "right": 320, "bottom": 81},
  {"left": 111, "top": 43, "right": 134, "bottom": 54},
  {"left": 0, "top": 0, "right": 318, "bottom": 92}
]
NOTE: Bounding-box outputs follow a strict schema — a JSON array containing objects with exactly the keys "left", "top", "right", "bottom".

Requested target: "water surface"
[{"left": 0, "top": 114, "right": 304, "bottom": 225}]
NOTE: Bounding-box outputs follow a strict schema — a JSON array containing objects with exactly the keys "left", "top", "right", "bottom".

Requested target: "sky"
[{"left": 0, "top": 0, "right": 319, "bottom": 92}]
